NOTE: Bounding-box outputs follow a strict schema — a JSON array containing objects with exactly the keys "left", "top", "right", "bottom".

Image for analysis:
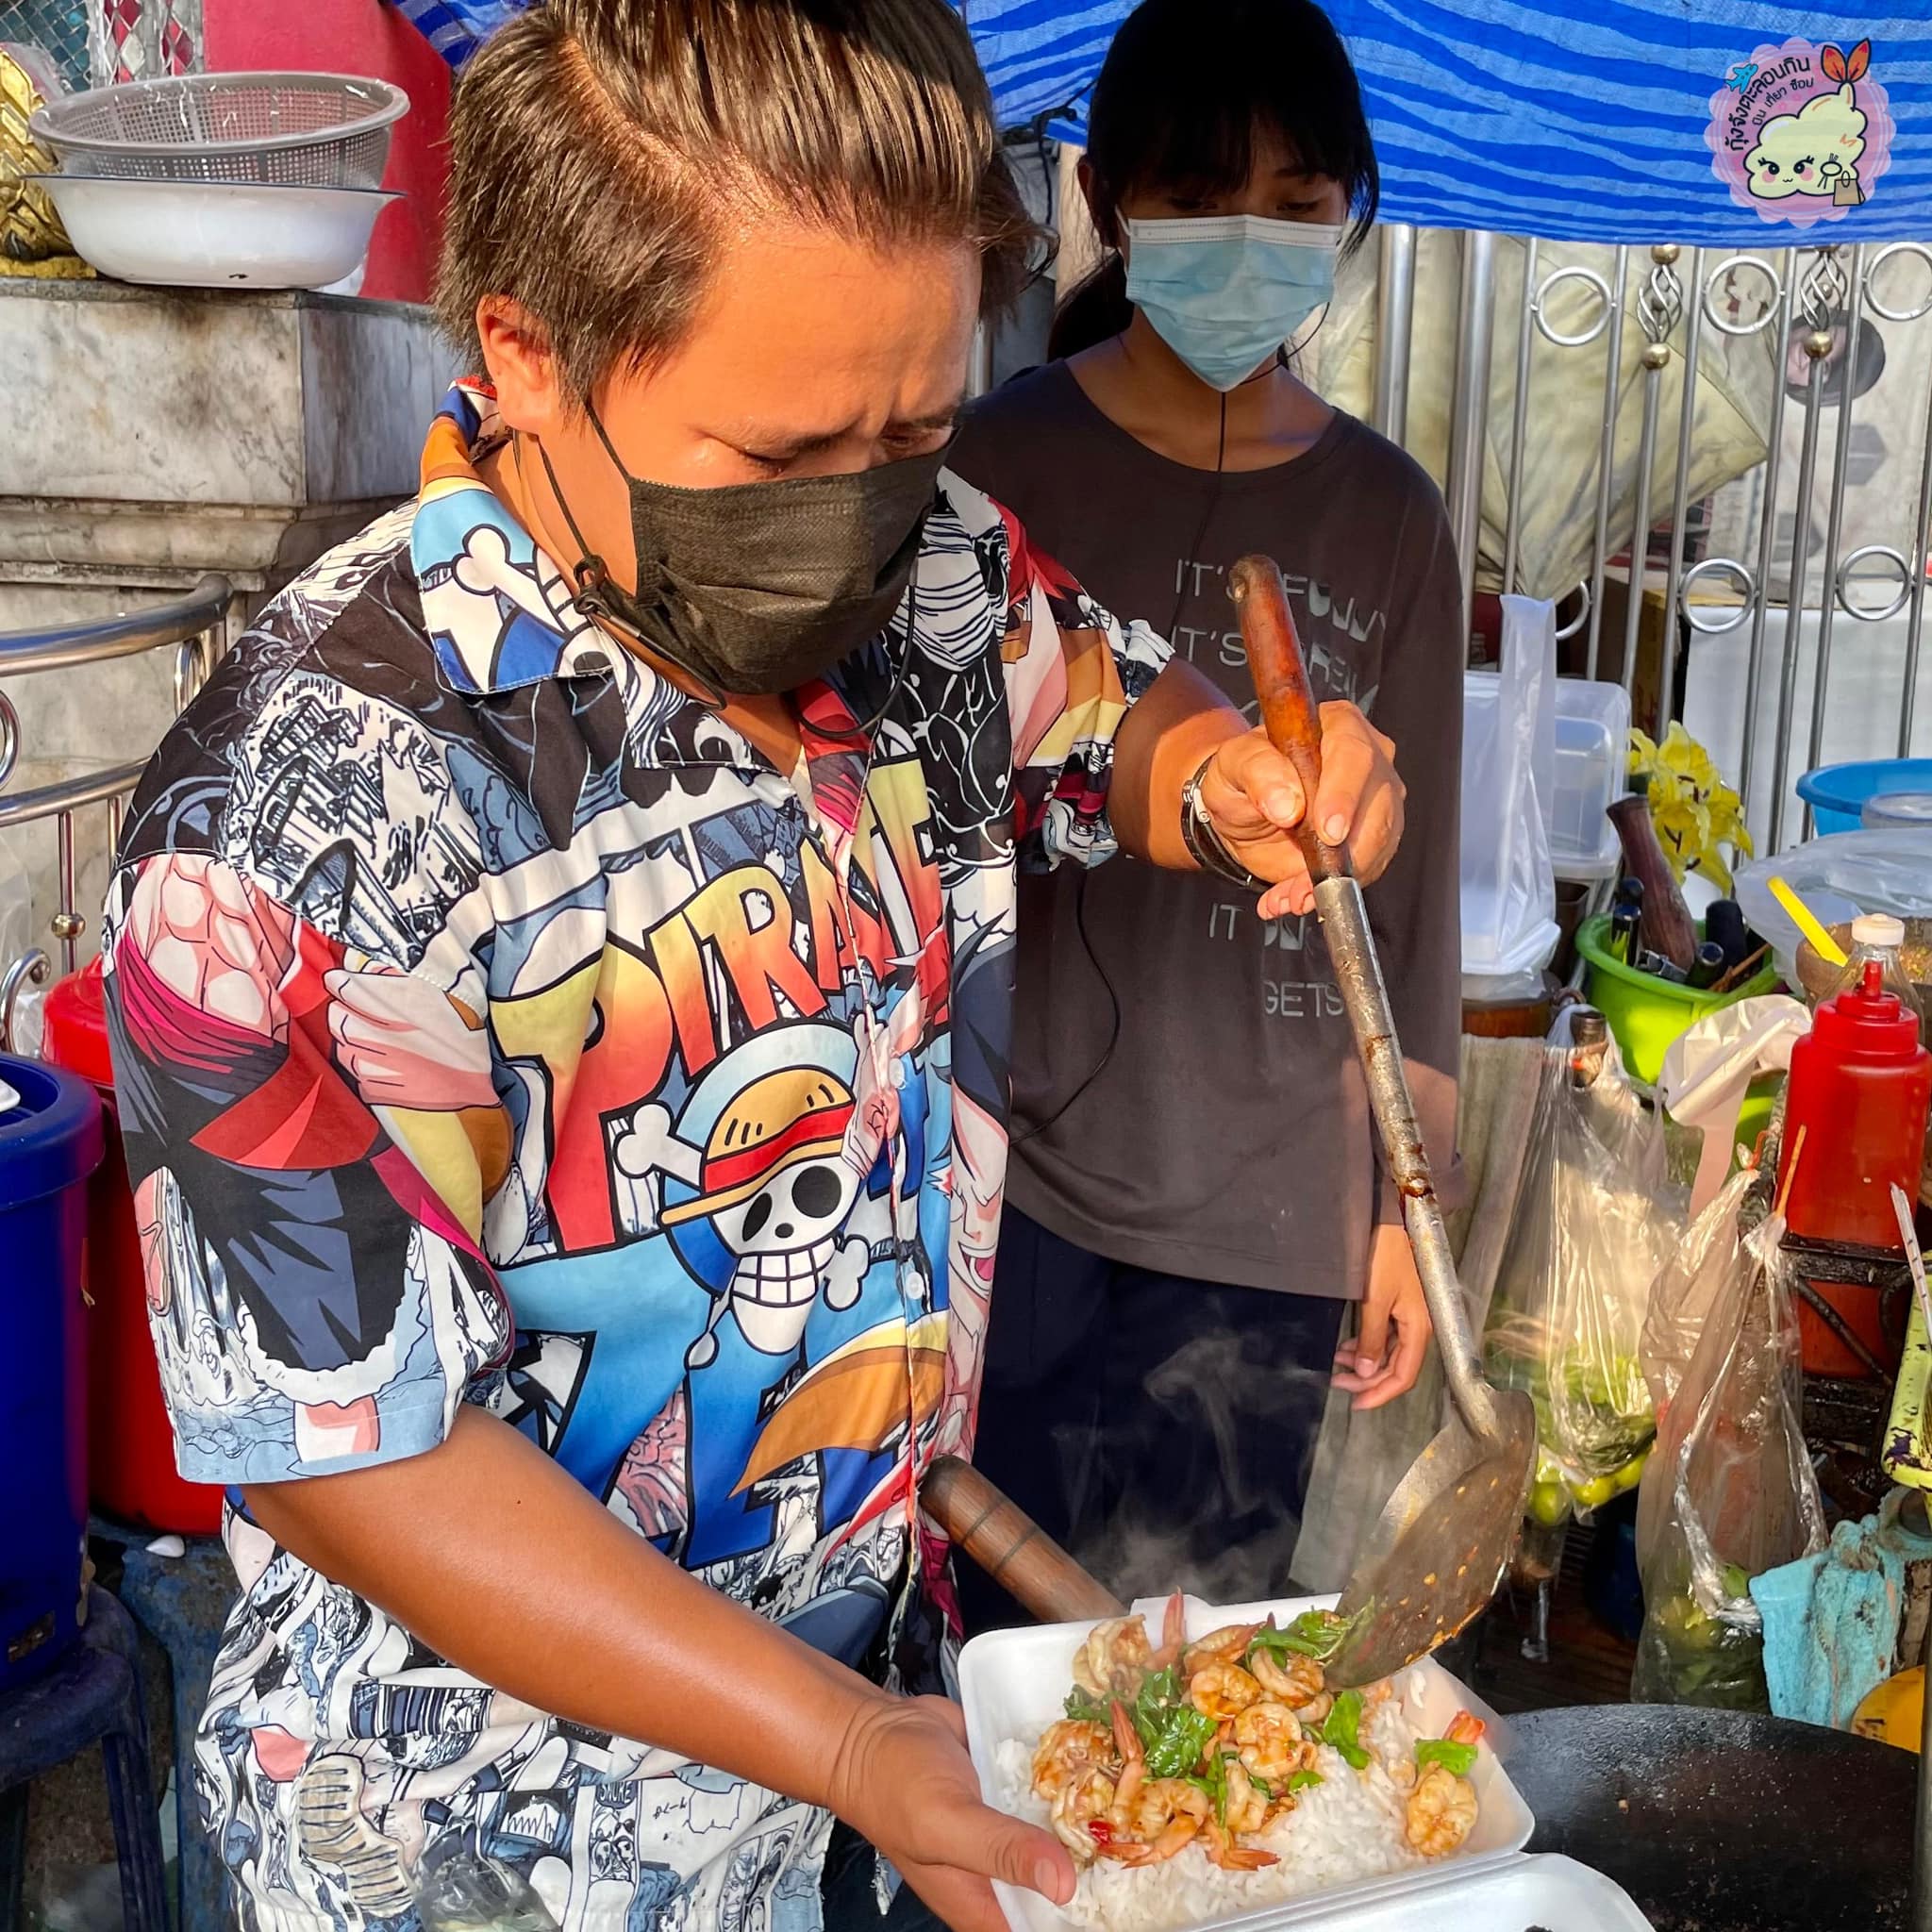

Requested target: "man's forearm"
[
  {"left": 1108, "top": 658, "right": 1246, "bottom": 868},
  {"left": 243, "top": 1404, "right": 884, "bottom": 1810}
]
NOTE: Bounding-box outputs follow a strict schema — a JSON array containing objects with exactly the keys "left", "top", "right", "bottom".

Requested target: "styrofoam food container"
[
  {"left": 1284, "top": 1853, "right": 1654, "bottom": 1931},
  {"left": 960, "top": 1594, "right": 1536, "bottom": 1932},
  {"left": 29, "top": 175, "right": 398, "bottom": 290}
]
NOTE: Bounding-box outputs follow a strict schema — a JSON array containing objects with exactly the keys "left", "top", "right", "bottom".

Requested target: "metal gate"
[{"left": 1374, "top": 225, "right": 1932, "bottom": 853}]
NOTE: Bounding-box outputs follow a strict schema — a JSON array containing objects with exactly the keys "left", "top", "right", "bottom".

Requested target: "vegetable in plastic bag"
[
  {"left": 1631, "top": 1201, "right": 1826, "bottom": 1707},
  {"left": 1484, "top": 1026, "right": 1687, "bottom": 1518}
]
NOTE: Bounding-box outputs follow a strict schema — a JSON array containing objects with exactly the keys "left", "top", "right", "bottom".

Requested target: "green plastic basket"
[{"left": 1575, "top": 913, "right": 1780, "bottom": 1085}]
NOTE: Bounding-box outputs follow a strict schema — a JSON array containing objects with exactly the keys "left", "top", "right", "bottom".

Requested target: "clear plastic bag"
[
  {"left": 1641, "top": 1166, "right": 1757, "bottom": 1431},
  {"left": 1460, "top": 596, "right": 1559, "bottom": 984},
  {"left": 1632, "top": 1206, "right": 1827, "bottom": 1708},
  {"left": 1484, "top": 1022, "right": 1687, "bottom": 1524},
  {"left": 1735, "top": 828, "right": 1932, "bottom": 987}
]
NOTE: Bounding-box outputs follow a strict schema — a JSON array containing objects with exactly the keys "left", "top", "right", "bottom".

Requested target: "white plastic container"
[
  {"left": 29, "top": 175, "right": 398, "bottom": 290},
  {"left": 1548, "top": 680, "right": 1631, "bottom": 882},
  {"left": 960, "top": 1594, "right": 1537, "bottom": 1932},
  {"left": 1282, "top": 1853, "right": 1654, "bottom": 1931}
]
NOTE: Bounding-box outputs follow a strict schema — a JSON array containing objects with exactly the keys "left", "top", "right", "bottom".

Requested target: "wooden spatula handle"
[
  {"left": 922, "top": 1457, "right": 1124, "bottom": 1622},
  {"left": 1227, "top": 555, "right": 1349, "bottom": 882}
]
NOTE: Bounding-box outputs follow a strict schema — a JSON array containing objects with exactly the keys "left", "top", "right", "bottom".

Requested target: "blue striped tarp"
[
  {"left": 384, "top": 0, "right": 1932, "bottom": 244},
  {"left": 978, "top": 0, "right": 1932, "bottom": 243}
]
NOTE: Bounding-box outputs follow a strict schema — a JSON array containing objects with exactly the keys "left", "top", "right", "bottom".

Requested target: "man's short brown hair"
[{"left": 437, "top": 0, "right": 1036, "bottom": 396}]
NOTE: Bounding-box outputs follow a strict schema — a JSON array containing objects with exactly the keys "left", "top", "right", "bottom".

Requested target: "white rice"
[{"left": 995, "top": 1682, "right": 1436, "bottom": 1932}]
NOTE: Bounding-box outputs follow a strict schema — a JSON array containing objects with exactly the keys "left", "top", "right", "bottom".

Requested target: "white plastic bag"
[
  {"left": 1461, "top": 596, "right": 1558, "bottom": 983},
  {"left": 1658, "top": 995, "right": 1810, "bottom": 1212}
]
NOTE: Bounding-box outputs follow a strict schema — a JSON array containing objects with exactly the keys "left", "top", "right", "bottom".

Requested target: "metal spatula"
[{"left": 1229, "top": 554, "right": 1536, "bottom": 1689}]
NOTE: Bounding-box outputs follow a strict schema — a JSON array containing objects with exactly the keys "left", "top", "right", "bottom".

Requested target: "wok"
[{"left": 1509, "top": 1705, "right": 1915, "bottom": 1931}]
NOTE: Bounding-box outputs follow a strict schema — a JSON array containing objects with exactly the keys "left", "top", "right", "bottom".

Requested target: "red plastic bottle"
[{"left": 1781, "top": 959, "right": 1932, "bottom": 1254}]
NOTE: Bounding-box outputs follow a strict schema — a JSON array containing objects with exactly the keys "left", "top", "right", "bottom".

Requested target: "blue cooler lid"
[{"left": 0, "top": 1054, "right": 105, "bottom": 1210}]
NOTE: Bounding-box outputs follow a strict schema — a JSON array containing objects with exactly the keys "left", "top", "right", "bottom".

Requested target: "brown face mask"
[{"left": 541, "top": 406, "right": 952, "bottom": 698}]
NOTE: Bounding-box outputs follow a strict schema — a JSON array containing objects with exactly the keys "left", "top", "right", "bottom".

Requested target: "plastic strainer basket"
[{"left": 30, "top": 73, "right": 408, "bottom": 188}]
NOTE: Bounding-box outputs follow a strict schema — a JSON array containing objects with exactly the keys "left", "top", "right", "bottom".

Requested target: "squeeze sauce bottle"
[{"left": 1780, "top": 958, "right": 1932, "bottom": 1254}]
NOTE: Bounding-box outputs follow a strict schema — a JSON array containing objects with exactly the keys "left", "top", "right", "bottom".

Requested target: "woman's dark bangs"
[{"left": 1088, "top": 0, "right": 1379, "bottom": 236}]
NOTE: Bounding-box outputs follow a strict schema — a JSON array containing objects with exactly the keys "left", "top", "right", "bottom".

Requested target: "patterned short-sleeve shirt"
[{"left": 100, "top": 382, "right": 1169, "bottom": 1932}]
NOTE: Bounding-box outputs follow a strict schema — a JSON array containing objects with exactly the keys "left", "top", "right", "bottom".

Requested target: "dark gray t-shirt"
[{"left": 954, "top": 362, "right": 1464, "bottom": 1299}]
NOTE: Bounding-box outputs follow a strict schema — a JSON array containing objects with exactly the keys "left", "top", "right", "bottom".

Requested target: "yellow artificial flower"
[
  {"left": 1654, "top": 721, "right": 1723, "bottom": 797},
  {"left": 1624, "top": 723, "right": 1753, "bottom": 890}
]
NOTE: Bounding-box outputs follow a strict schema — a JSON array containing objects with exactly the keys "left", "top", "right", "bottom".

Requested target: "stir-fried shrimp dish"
[{"left": 993, "top": 1598, "right": 1491, "bottom": 1932}]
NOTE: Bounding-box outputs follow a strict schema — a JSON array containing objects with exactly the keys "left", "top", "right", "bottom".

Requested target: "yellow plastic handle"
[{"left": 1768, "top": 874, "right": 1848, "bottom": 968}]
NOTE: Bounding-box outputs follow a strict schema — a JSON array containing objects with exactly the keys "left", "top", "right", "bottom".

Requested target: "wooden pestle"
[
  {"left": 1607, "top": 793, "right": 1698, "bottom": 972},
  {"left": 922, "top": 1457, "right": 1124, "bottom": 1622}
]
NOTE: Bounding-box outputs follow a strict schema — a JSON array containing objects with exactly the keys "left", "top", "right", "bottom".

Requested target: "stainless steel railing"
[
  {"left": 1371, "top": 232, "right": 1932, "bottom": 853},
  {"left": 0, "top": 574, "right": 229, "bottom": 1050}
]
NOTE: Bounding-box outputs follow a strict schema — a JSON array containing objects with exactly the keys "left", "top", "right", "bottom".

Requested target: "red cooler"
[{"left": 42, "top": 959, "right": 223, "bottom": 1536}]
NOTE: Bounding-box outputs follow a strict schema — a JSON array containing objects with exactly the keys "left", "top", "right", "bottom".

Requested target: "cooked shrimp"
[
  {"left": 1444, "top": 1710, "right": 1487, "bottom": 1748},
  {"left": 1052, "top": 1764, "right": 1118, "bottom": 1866},
  {"left": 1147, "top": 1591, "right": 1188, "bottom": 1672},
  {"left": 1205, "top": 1823, "right": 1280, "bottom": 1873},
  {"left": 1221, "top": 1759, "right": 1271, "bottom": 1838},
  {"left": 1108, "top": 1701, "right": 1148, "bottom": 1818},
  {"left": 1248, "top": 1647, "right": 1325, "bottom": 1707},
  {"left": 1405, "top": 1762, "right": 1478, "bottom": 1857},
  {"left": 1180, "top": 1623, "right": 1259, "bottom": 1677},
  {"left": 1029, "top": 1720, "right": 1117, "bottom": 1801},
  {"left": 1071, "top": 1615, "right": 1152, "bottom": 1700},
  {"left": 1295, "top": 1690, "right": 1335, "bottom": 1726},
  {"left": 1231, "top": 1701, "right": 1314, "bottom": 1785},
  {"left": 1189, "top": 1662, "right": 1263, "bottom": 1720},
  {"left": 1102, "top": 1780, "right": 1211, "bottom": 1865}
]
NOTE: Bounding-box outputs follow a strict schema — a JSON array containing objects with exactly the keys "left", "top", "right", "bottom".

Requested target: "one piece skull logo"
[{"left": 619, "top": 1031, "right": 872, "bottom": 1357}]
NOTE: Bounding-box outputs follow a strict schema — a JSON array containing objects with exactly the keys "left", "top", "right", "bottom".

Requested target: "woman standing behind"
[{"left": 955, "top": 0, "right": 1464, "bottom": 1620}]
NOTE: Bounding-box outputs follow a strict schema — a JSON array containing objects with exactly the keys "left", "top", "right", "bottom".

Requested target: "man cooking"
[{"left": 99, "top": 2, "right": 1406, "bottom": 1928}]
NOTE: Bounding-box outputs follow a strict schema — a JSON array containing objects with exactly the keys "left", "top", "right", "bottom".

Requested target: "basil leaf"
[
  {"left": 1064, "top": 1690, "right": 1109, "bottom": 1724},
  {"left": 1283, "top": 1768, "right": 1324, "bottom": 1793},
  {"left": 1415, "top": 1738, "right": 1479, "bottom": 1777},
  {"left": 1144, "top": 1706, "right": 1217, "bottom": 1778},
  {"left": 1316, "top": 1689, "right": 1371, "bottom": 1771},
  {"left": 1247, "top": 1609, "right": 1354, "bottom": 1664},
  {"left": 1131, "top": 1664, "right": 1183, "bottom": 1748}
]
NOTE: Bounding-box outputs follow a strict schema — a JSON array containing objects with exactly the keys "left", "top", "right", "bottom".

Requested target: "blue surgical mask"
[{"left": 1121, "top": 213, "right": 1343, "bottom": 392}]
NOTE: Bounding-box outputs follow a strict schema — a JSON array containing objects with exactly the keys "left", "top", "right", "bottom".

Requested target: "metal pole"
[
  {"left": 1803, "top": 244, "right": 1865, "bottom": 836},
  {"left": 1903, "top": 337, "right": 1932, "bottom": 758},
  {"left": 1447, "top": 229, "right": 1499, "bottom": 647},
  {"left": 1739, "top": 252, "right": 1800, "bottom": 816},
  {"left": 1586, "top": 246, "right": 1631, "bottom": 679},
  {"left": 55, "top": 808, "right": 77, "bottom": 977},
  {"left": 1619, "top": 248, "right": 1685, "bottom": 694},
  {"left": 1662, "top": 245, "right": 1707, "bottom": 710},
  {"left": 1502, "top": 238, "right": 1540, "bottom": 598},
  {"left": 1622, "top": 373, "right": 1664, "bottom": 693},
  {"left": 1374, "top": 222, "right": 1418, "bottom": 448},
  {"left": 1769, "top": 266, "right": 1836, "bottom": 853}
]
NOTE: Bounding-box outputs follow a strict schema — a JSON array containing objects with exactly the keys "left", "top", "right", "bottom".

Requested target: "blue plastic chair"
[{"left": 0, "top": 1587, "right": 168, "bottom": 1932}]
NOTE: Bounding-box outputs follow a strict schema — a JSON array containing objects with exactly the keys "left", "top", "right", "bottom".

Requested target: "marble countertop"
[{"left": 0, "top": 276, "right": 432, "bottom": 324}]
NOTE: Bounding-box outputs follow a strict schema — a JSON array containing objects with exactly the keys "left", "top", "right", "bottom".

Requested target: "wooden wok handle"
[
  {"left": 1227, "top": 555, "right": 1349, "bottom": 883},
  {"left": 922, "top": 1457, "right": 1124, "bottom": 1622}
]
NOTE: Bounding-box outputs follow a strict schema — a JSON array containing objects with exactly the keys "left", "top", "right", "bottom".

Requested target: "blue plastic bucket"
[
  {"left": 1796, "top": 758, "right": 1932, "bottom": 836},
  {"left": 0, "top": 1054, "right": 104, "bottom": 1688}
]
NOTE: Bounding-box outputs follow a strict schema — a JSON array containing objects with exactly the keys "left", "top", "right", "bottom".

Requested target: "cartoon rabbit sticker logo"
[{"left": 1708, "top": 38, "right": 1894, "bottom": 226}]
